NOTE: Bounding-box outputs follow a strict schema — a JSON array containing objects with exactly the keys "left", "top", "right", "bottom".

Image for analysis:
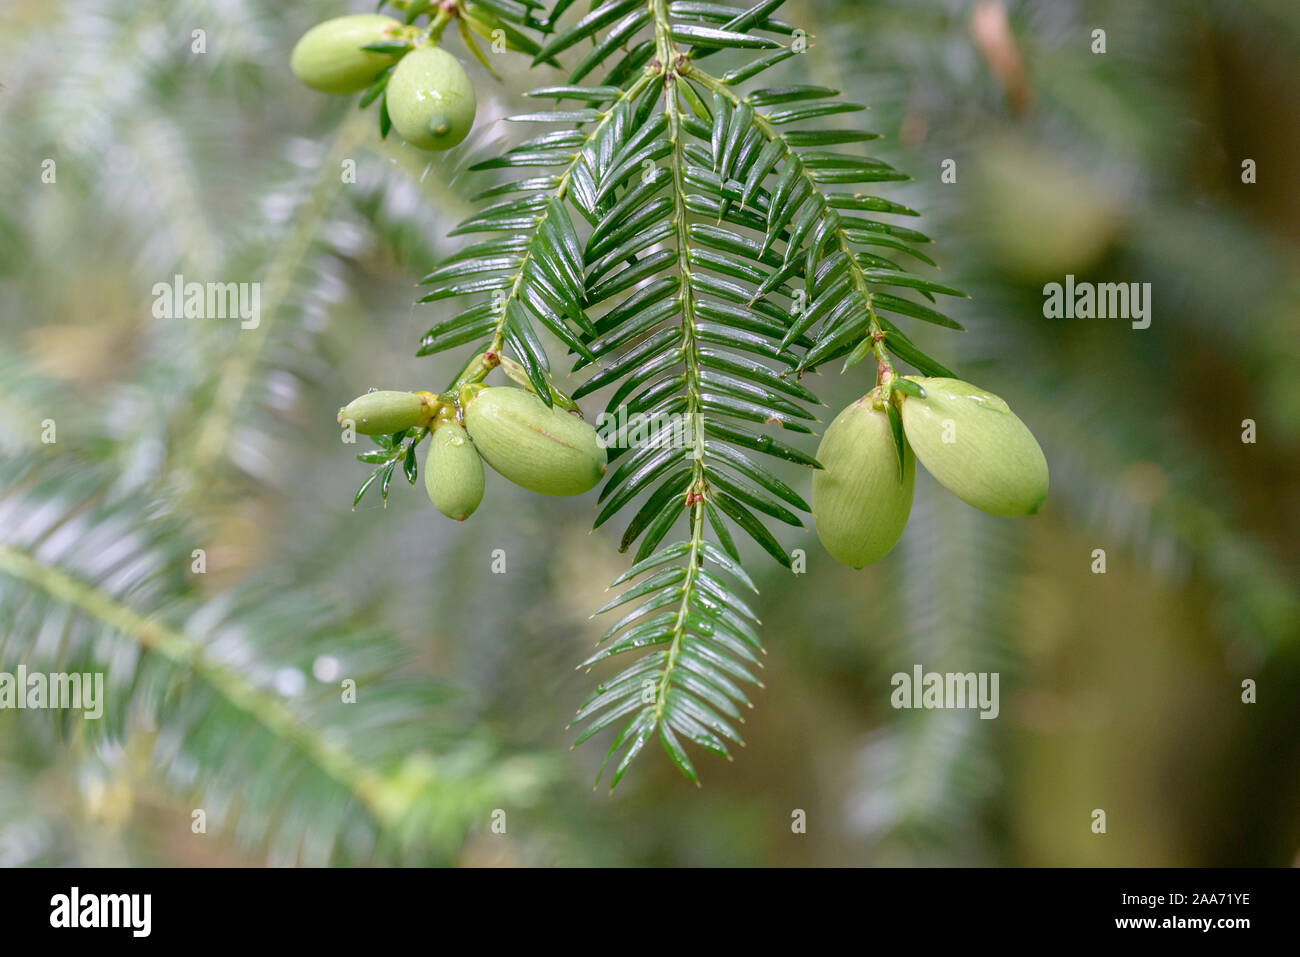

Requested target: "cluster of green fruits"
[
  {"left": 339, "top": 385, "right": 607, "bottom": 521},
  {"left": 812, "top": 378, "right": 1049, "bottom": 568},
  {"left": 290, "top": 13, "right": 476, "bottom": 150}
]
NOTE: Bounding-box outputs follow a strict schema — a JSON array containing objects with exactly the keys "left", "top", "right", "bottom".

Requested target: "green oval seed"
[
  {"left": 290, "top": 15, "right": 404, "bottom": 95},
  {"left": 899, "top": 377, "right": 1049, "bottom": 516},
  {"left": 425, "top": 423, "right": 484, "bottom": 521},
  {"left": 464, "top": 387, "right": 606, "bottom": 497},
  {"left": 338, "top": 390, "right": 426, "bottom": 435},
  {"left": 812, "top": 398, "right": 915, "bottom": 568},
  {"left": 386, "top": 46, "right": 476, "bottom": 151}
]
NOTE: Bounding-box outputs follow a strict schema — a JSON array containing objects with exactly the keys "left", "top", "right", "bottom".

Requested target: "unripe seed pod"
[
  {"left": 424, "top": 423, "right": 484, "bottom": 521},
  {"left": 290, "top": 15, "right": 405, "bottom": 94},
  {"left": 899, "top": 377, "right": 1049, "bottom": 516},
  {"left": 338, "top": 390, "right": 426, "bottom": 435},
  {"left": 386, "top": 46, "right": 476, "bottom": 151},
  {"left": 812, "top": 398, "right": 915, "bottom": 568},
  {"left": 463, "top": 387, "right": 606, "bottom": 496}
]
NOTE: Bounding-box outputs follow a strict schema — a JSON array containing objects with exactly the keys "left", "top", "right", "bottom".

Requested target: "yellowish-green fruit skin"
[
  {"left": 812, "top": 399, "right": 915, "bottom": 568},
  {"left": 386, "top": 46, "right": 476, "bottom": 150},
  {"left": 464, "top": 388, "right": 606, "bottom": 496},
  {"left": 290, "top": 15, "right": 403, "bottom": 94},
  {"left": 338, "top": 390, "right": 425, "bottom": 435},
  {"left": 424, "top": 424, "right": 484, "bottom": 521},
  {"left": 900, "top": 377, "right": 1049, "bottom": 516}
]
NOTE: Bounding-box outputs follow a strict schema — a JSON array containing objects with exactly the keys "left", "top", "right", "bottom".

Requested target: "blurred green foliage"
[{"left": 0, "top": 0, "right": 1296, "bottom": 865}]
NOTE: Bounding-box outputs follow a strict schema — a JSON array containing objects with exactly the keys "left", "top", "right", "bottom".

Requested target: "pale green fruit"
[
  {"left": 424, "top": 423, "right": 484, "bottom": 521},
  {"left": 338, "top": 390, "right": 426, "bottom": 435},
  {"left": 812, "top": 399, "right": 915, "bottom": 568},
  {"left": 970, "top": 136, "right": 1122, "bottom": 279},
  {"left": 290, "top": 15, "right": 404, "bottom": 94},
  {"left": 386, "top": 46, "right": 476, "bottom": 150},
  {"left": 899, "top": 377, "right": 1049, "bottom": 516},
  {"left": 463, "top": 387, "right": 606, "bottom": 496}
]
